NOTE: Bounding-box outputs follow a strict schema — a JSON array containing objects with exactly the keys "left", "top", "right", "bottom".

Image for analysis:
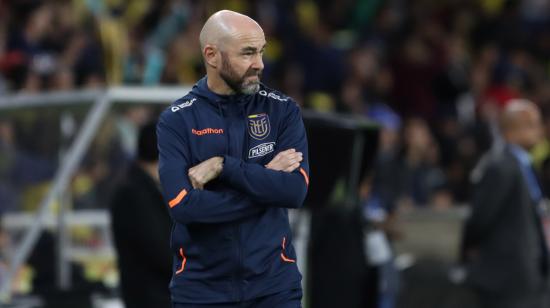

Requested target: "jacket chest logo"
[
  {"left": 249, "top": 142, "right": 275, "bottom": 159},
  {"left": 248, "top": 113, "right": 270, "bottom": 140},
  {"left": 192, "top": 128, "right": 224, "bottom": 136}
]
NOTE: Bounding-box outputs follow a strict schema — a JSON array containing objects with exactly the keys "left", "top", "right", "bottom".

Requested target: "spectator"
[
  {"left": 361, "top": 104, "right": 403, "bottom": 308},
  {"left": 382, "top": 117, "right": 451, "bottom": 209},
  {"left": 110, "top": 122, "right": 172, "bottom": 308},
  {"left": 462, "top": 99, "right": 549, "bottom": 308}
]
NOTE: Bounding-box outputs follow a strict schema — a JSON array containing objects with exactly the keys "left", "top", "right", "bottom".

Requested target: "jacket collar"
[{"left": 191, "top": 76, "right": 251, "bottom": 106}]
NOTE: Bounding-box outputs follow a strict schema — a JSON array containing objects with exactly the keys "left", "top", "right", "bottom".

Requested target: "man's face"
[
  {"left": 218, "top": 32, "right": 266, "bottom": 95},
  {"left": 518, "top": 109, "right": 543, "bottom": 150}
]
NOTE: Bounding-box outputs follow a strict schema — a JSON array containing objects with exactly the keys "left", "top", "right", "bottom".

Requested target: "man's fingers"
[
  {"left": 265, "top": 150, "right": 303, "bottom": 171},
  {"left": 190, "top": 177, "right": 204, "bottom": 190},
  {"left": 190, "top": 177, "right": 199, "bottom": 189},
  {"left": 269, "top": 149, "right": 300, "bottom": 162},
  {"left": 283, "top": 152, "right": 302, "bottom": 160},
  {"left": 289, "top": 154, "right": 303, "bottom": 162},
  {"left": 271, "top": 149, "right": 293, "bottom": 161},
  {"left": 187, "top": 156, "right": 224, "bottom": 189},
  {"left": 266, "top": 151, "right": 287, "bottom": 169},
  {"left": 284, "top": 162, "right": 301, "bottom": 173},
  {"left": 276, "top": 149, "right": 296, "bottom": 159},
  {"left": 189, "top": 168, "right": 206, "bottom": 189},
  {"left": 282, "top": 153, "right": 303, "bottom": 164},
  {"left": 273, "top": 152, "right": 303, "bottom": 162},
  {"left": 267, "top": 153, "right": 282, "bottom": 165}
]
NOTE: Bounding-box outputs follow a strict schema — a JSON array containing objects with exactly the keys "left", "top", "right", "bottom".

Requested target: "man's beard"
[{"left": 220, "top": 53, "right": 262, "bottom": 95}]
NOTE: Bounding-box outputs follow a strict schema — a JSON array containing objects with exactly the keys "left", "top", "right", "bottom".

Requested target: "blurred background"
[{"left": 1, "top": 0, "right": 550, "bottom": 307}]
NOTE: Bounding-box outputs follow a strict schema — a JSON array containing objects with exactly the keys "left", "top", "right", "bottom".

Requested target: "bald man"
[
  {"left": 156, "top": 10, "right": 309, "bottom": 307},
  {"left": 462, "top": 100, "right": 550, "bottom": 308}
]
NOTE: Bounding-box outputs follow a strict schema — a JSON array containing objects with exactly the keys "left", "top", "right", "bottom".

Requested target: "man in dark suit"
[
  {"left": 110, "top": 122, "right": 172, "bottom": 308},
  {"left": 462, "top": 99, "right": 549, "bottom": 308}
]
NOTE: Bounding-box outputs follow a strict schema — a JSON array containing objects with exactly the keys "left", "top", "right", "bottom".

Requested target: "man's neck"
[
  {"left": 206, "top": 74, "right": 235, "bottom": 96},
  {"left": 507, "top": 139, "right": 531, "bottom": 153}
]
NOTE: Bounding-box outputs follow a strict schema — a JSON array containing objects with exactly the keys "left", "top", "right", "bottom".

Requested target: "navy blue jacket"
[{"left": 157, "top": 77, "right": 310, "bottom": 304}]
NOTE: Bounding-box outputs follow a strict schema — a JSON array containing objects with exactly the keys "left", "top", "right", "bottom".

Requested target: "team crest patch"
[{"left": 248, "top": 113, "right": 270, "bottom": 140}]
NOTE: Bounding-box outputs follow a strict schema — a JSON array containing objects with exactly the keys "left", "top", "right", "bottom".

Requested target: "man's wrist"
[{"left": 216, "top": 156, "right": 224, "bottom": 174}]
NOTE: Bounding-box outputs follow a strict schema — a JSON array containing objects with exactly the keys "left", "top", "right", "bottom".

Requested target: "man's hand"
[
  {"left": 188, "top": 156, "right": 224, "bottom": 190},
  {"left": 265, "top": 149, "right": 303, "bottom": 172}
]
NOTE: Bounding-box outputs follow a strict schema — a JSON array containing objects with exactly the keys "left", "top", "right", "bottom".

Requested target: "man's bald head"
[
  {"left": 199, "top": 10, "right": 266, "bottom": 95},
  {"left": 500, "top": 99, "right": 543, "bottom": 149},
  {"left": 501, "top": 99, "right": 539, "bottom": 132},
  {"left": 199, "top": 10, "right": 263, "bottom": 51}
]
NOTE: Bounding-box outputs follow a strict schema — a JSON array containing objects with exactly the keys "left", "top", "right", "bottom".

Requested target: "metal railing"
[{"left": 0, "top": 86, "right": 190, "bottom": 303}]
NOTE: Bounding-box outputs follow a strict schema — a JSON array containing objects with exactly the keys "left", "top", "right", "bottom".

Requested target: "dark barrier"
[
  {"left": 302, "top": 111, "right": 380, "bottom": 308},
  {"left": 302, "top": 110, "right": 379, "bottom": 208}
]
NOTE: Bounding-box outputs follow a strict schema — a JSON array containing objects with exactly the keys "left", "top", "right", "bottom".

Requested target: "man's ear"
[{"left": 203, "top": 45, "right": 218, "bottom": 68}]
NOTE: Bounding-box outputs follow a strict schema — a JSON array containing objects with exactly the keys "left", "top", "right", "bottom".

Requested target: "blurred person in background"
[
  {"left": 461, "top": 99, "right": 549, "bottom": 308},
  {"left": 110, "top": 122, "right": 172, "bottom": 308},
  {"left": 361, "top": 104, "right": 403, "bottom": 308},
  {"left": 115, "top": 105, "right": 154, "bottom": 160},
  {"left": 365, "top": 103, "right": 402, "bottom": 214},
  {"left": 0, "top": 116, "right": 58, "bottom": 212},
  {"left": 393, "top": 118, "right": 452, "bottom": 208}
]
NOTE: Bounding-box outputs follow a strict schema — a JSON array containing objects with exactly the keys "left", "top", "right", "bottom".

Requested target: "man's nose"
[{"left": 252, "top": 54, "right": 264, "bottom": 71}]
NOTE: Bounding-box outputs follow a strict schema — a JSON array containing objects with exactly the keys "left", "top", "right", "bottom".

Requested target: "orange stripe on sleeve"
[
  {"left": 176, "top": 248, "right": 187, "bottom": 274},
  {"left": 169, "top": 189, "right": 188, "bottom": 208},
  {"left": 280, "top": 237, "right": 296, "bottom": 263},
  {"left": 281, "top": 253, "right": 296, "bottom": 263},
  {"left": 299, "top": 168, "right": 309, "bottom": 187}
]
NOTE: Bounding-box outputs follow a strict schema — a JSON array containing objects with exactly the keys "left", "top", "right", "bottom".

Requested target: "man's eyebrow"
[{"left": 240, "top": 44, "right": 267, "bottom": 52}]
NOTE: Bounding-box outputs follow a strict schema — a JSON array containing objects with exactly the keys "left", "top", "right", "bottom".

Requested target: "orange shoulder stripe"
[{"left": 169, "top": 189, "right": 188, "bottom": 208}]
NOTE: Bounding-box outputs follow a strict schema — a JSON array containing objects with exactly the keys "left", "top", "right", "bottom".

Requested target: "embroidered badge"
[{"left": 248, "top": 113, "right": 271, "bottom": 140}]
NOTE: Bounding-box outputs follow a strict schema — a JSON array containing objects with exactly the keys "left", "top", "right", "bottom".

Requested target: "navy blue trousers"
[{"left": 172, "top": 288, "right": 302, "bottom": 308}]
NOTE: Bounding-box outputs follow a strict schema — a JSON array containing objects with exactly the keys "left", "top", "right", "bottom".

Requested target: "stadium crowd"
[
  {"left": 2, "top": 0, "right": 550, "bottom": 209},
  {"left": 2, "top": 0, "right": 550, "bottom": 307}
]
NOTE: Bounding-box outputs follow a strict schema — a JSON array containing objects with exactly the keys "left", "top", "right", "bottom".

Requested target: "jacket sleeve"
[
  {"left": 219, "top": 102, "right": 310, "bottom": 208},
  {"left": 157, "top": 114, "right": 264, "bottom": 225},
  {"left": 462, "top": 161, "right": 513, "bottom": 255}
]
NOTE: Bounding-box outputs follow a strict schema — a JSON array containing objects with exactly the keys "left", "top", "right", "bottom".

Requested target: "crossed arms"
[
  {"left": 157, "top": 104, "right": 310, "bottom": 225},
  {"left": 188, "top": 149, "right": 303, "bottom": 189}
]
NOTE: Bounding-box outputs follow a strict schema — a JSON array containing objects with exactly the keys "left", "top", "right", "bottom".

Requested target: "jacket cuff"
[{"left": 219, "top": 155, "right": 240, "bottom": 182}]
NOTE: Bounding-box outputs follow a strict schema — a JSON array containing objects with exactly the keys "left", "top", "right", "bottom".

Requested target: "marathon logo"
[
  {"left": 248, "top": 142, "right": 275, "bottom": 159},
  {"left": 192, "top": 128, "right": 224, "bottom": 136},
  {"left": 171, "top": 98, "right": 196, "bottom": 112}
]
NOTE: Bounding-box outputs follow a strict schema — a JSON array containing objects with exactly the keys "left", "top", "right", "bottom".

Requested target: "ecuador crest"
[{"left": 248, "top": 113, "right": 271, "bottom": 140}]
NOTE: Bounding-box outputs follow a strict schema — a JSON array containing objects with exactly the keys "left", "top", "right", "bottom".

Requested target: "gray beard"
[{"left": 220, "top": 53, "right": 261, "bottom": 95}]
